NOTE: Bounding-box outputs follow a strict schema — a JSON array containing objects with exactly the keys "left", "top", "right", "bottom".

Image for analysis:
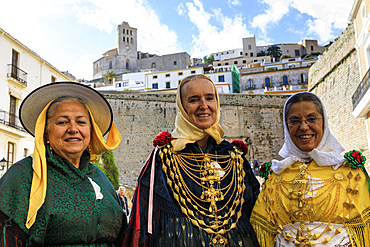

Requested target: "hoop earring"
[{"left": 47, "top": 140, "right": 52, "bottom": 153}]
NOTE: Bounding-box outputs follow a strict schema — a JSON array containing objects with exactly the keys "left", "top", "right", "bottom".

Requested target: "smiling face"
[
  {"left": 286, "top": 101, "right": 324, "bottom": 152},
  {"left": 45, "top": 101, "right": 91, "bottom": 167},
  {"left": 181, "top": 78, "right": 218, "bottom": 130}
]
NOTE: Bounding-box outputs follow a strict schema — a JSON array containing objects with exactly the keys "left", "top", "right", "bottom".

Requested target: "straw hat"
[{"left": 19, "top": 82, "right": 113, "bottom": 137}]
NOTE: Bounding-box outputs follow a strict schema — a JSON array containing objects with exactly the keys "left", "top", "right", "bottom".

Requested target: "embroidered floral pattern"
[
  {"left": 153, "top": 132, "right": 172, "bottom": 147},
  {"left": 231, "top": 140, "right": 248, "bottom": 155},
  {"left": 344, "top": 150, "right": 366, "bottom": 168},
  {"left": 259, "top": 162, "right": 272, "bottom": 178}
]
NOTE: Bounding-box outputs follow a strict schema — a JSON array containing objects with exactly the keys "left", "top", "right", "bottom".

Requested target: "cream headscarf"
[
  {"left": 26, "top": 100, "right": 121, "bottom": 229},
  {"left": 171, "top": 75, "right": 224, "bottom": 151},
  {"left": 271, "top": 92, "right": 345, "bottom": 175}
]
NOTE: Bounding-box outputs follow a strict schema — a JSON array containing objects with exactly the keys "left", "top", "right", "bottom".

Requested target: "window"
[
  {"left": 243, "top": 60, "right": 246, "bottom": 64},
  {"left": 234, "top": 61, "right": 238, "bottom": 64},
  {"left": 116, "top": 83, "right": 122, "bottom": 88},
  {"left": 218, "top": 75, "right": 225, "bottom": 82},
  {"left": 7, "top": 142, "right": 15, "bottom": 168},
  {"left": 311, "top": 46, "right": 314, "bottom": 51},
  {"left": 178, "top": 72, "right": 183, "bottom": 76},
  {"left": 178, "top": 80, "right": 181, "bottom": 85},
  {"left": 151, "top": 63, "right": 156, "bottom": 68},
  {"left": 174, "top": 61, "right": 177, "bottom": 65},
  {"left": 240, "top": 52, "right": 243, "bottom": 55},
  {"left": 165, "top": 74, "right": 170, "bottom": 77},
  {"left": 11, "top": 49, "right": 19, "bottom": 79},
  {"left": 51, "top": 76, "right": 56, "bottom": 83},
  {"left": 127, "top": 30, "right": 129, "bottom": 34},
  {"left": 245, "top": 53, "right": 248, "bottom": 56},
  {"left": 122, "top": 29, "right": 125, "bottom": 34},
  {"left": 9, "top": 95, "right": 16, "bottom": 127},
  {"left": 248, "top": 79, "right": 253, "bottom": 89},
  {"left": 191, "top": 70, "right": 196, "bottom": 74},
  {"left": 126, "top": 59, "right": 129, "bottom": 69},
  {"left": 218, "top": 63, "right": 221, "bottom": 66},
  {"left": 130, "top": 30, "right": 132, "bottom": 35},
  {"left": 131, "top": 38, "right": 133, "bottom": 43},
  {"left": 153, "top": 75, "right": 158, "bottom": 79},
  {"left": 24, "top": 148, "right": 28, "bottom": 158},
  {"left": 295, "top": 49, "right": 300, "bottom": 56},
  {"left": 264, "top": 77, "right": 271, "bottom": 87},
  {"left": 225, "top": 63, "right": 229, "bottom": 65},
  {"left": 300, "top": 73, "right": 307, "bottom": 83},
  {"left": 166, "top": 81, "right": 171, "bottom": 88},
  {"left": 282, "top": 75, "right": 288, "bottom": 85},
  {"left": 109, "top": 60, "right": 113, "bottom": 69},
  {"left": 248, "top": 45, "right": 251, "bottom": 50},
  {"left": 123, "top": 37, "right": 125, "bottom": 42},
  {"left": 250, "top": 53, "right": 253, "bottom": 57},
  {"left": 152, "top": 83, "right": 158, "bottom": 89}
]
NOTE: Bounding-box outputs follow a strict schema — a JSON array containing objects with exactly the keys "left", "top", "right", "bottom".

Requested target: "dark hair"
[
  {"left": 284, "top": 93, "right": 324, "bottom": 124},
  {"left": 44, "top": 96, "right": 91, "bottom": 139}
]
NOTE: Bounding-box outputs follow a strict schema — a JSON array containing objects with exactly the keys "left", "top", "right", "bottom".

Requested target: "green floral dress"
[{"left": 0, "top": 148, "right": 126, "bottom": 246}]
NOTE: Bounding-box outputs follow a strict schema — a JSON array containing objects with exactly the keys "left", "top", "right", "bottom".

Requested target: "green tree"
[
  {"left": 267, "top": 45, "right": 282, "bottom": 61},
  {"left": 92, "top": 150, "right": 120, "bottom": 189},
  {"left": 257, "top": 50, "right": 266, "bottom": 57},
  {"left": 203, "top": 54, "right": 215, "bottom": 64},
  {"left": 103, "top": 70, "right": 118, "bottom": 84}
]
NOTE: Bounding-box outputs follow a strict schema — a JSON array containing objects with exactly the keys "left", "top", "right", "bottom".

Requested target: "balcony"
[
  {"left": 0, "top": 110, "right": 26, "bottom": 132},
  {"left": 352, "top": 67, "right": 370, "bottom": 110},
  {"left": 7, "top": 64, "right": 28, "bottom": 86}
]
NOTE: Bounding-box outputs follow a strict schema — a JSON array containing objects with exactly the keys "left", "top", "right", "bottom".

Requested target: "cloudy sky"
[{"left": 0, "top": 0, "right": 354, "bottom": 80}]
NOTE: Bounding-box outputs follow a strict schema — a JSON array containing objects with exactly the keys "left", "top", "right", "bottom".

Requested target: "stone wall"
[
  {"left": 103, "top": 92, "right": 288, "bottom": 186},
  {"left": 308, "top": 24, "right": 370, "bottom": 162}
]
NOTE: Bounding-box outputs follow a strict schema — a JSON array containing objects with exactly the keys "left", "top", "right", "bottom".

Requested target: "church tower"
[{"left": 118, "top": 22, "right": 137, "bottom": 71}]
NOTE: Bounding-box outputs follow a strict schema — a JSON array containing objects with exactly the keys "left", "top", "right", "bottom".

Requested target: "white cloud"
[
  {"left": 71, "top": 0, "right": 180, "bottom": 55},
  {"left": 251, "top": 0, "right": 353, "bottom": 43},
  {"left": 228, "top": 0, "right": 241, "bottom": 7},
  {"left": 250, "top": 0, "right": 291, "bottom": 34},
  {"left": 183, "top": 0, "right": 252, "bottom": 58}
]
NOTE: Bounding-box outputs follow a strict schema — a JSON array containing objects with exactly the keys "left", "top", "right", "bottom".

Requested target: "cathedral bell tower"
[{"left": 118, "top": 22, "right": 137, "bottom": 70}]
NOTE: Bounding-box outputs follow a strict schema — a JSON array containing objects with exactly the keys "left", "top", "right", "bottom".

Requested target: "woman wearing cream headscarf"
[
  {"left": 122, "top": 74, "right": 260, "bottom": 247},
  {"left": 251, "top": 92, "right": 370, "bottom": 247},
  {"left": 0, "top": 82, "right": 126, "bottom": 246}
]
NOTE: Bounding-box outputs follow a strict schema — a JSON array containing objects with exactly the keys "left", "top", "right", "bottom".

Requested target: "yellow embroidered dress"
[{"left": 251, "top": 159, "right": 370, "bottom": 247}]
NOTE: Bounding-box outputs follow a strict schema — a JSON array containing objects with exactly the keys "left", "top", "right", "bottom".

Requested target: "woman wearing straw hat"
[
  {"left": 0, "top": 82, "right": 126, "bottom": 246},
  {"left": 122, "top": 74, "right": 260, "bottom": 247}
]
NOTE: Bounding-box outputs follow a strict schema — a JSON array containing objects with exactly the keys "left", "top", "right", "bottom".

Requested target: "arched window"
[
  {"left": 109, "top": 60, "right": 112, "bottom": 69},
  {"left": 264, "top": 77, "right": 271, "bottom": 87},
  {"left": 126, "top": 59, "right": 130, "bottom": 70},
  {"left": 151, "top": 62, "right": 156, "bottom": 68},
  {"left": 300, "top": 73, "right": 307, "bottom": 83},
  {"left": 282, "top": 75, "right": 288, "bottom": 85},
  {"left": 248, "top": 79, "right": 253, "bottom": 89}
]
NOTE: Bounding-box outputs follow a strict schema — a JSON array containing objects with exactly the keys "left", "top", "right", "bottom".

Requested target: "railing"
[
  {"left": 7, "top": 64, "right": 28, "bottom": 86},
  {"left": 0, "top": 110, "right": 26, "bottom": 132},
  {"left": 352, "top": 67, "right": 370, "bottom": 110}
]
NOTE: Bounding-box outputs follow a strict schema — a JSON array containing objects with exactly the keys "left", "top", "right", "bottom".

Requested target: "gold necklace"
[{"left": 159, "top": 143, "right": 246, "bottom": 247}]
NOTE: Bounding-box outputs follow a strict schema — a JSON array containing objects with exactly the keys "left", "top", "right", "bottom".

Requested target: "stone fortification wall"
[
  {"left": 103, "top": 92, "right": 288, "bottom": 186},
  {"left": 308, "top": 24, "right": 369, "bottom": 161}
]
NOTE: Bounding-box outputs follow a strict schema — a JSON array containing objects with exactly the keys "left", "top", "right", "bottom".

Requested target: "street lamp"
[{"left": 0, "top": 157, "right": 7, "bottom": 170}]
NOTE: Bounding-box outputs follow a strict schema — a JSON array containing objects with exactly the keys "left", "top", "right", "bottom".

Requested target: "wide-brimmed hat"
[{"left": 19, "top": 82, "right": 113, "bottom": 137}]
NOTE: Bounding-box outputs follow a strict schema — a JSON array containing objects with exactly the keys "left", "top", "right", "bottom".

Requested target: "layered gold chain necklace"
[{"left": 159, "top": 143, "right": 246, "bottom": 247}]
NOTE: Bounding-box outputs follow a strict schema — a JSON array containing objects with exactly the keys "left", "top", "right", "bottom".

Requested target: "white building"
[
  {"left": 0, "top": 27, "right": 73, "bottom": 177},
  {"left": 145, "top": 66, "right": 233, "bottom": 93}
]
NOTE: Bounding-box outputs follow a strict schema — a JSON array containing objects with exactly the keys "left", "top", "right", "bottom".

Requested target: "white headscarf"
[{"left": 271, "top": 92, "right": 345, "bottom": 175}]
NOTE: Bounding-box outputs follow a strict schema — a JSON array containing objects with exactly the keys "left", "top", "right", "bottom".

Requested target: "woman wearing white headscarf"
[
  {"left": 122, "top": 74, "right": 260, "bottom": 247},
  {"left": 251, "top": 92, "right": 370, "bottom": 247}
]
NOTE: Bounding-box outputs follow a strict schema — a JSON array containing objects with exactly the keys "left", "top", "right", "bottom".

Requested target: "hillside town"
[{"left": 1, "top": 0, "right": 370, "bottom": 246}]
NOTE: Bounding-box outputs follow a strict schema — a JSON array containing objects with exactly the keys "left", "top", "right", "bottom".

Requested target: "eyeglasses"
[{"left": 287, "top": 116, "right": 323, "bottom": 126}]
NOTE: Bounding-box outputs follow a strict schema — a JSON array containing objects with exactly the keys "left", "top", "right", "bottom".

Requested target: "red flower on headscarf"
[
  {"left": 344, "top": 150, "right": 366, "bottom": 168},
  {"left": 231, "top": 140, "right": 248, "bottom": 155},
  {"left": 153, "top": 132, "right": 172, "bottom": 147}
]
